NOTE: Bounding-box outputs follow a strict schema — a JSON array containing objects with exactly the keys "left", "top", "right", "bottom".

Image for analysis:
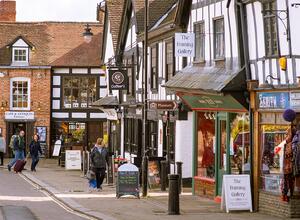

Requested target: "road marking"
[{"left": 19, "top": 174, "right": 100, "bottom": 220}]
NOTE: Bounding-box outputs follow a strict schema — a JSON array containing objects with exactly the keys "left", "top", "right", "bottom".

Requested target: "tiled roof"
[
  {"left": 106, "top": 0, "right": 126, "bottom": 53},
  {"left": 164, "top": 61, "right": 246, "bottom": 93},
  {"left": 133, "top": 0, "right": 177, "bottom": 33},
  {"left": 0, "top": 22, "right": 103, "bottom": 67}
]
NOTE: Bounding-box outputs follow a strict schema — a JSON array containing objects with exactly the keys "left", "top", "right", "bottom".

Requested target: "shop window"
[
  {"left": 150, "top": 44, "right": 158, "bottom": 91},
  {"left": 263, "top": 0, "right": 278, "bottom": 57},
  {"left": 165, "top": 40, "right": 174, "bottom": 82},
  {"left": 260, "top": 112, "right": 290, "bottom": 193},
  {"left": 197, "top": 113, "right": 215, "bottom": 178},
  {"left": 149, "top": 121, "right": 158, "bottom": 157},
  {"left": 194, "top": 21, "right": 205, "bottom": 62},
  {"left": 63, "top": 76, "right": 97, "bottom": 109},
  {"left": 10, "top": 77, "right": 30, "bottom": 110},
  {"left": 213, "top": 18, "right": 225, "bottom": 60},
  {"left": 126, "top": 56, "right": 135, "bottom": 96},
  {"left": 124, "top": 118, "right": 132, "bottom": 153}
]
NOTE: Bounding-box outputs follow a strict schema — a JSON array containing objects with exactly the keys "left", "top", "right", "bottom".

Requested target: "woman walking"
[
  {"left": 90, "top": 138, "right": 109, "bottom": 191},
  {"left": 29, "top": 134, "right": 42, "bottom": 172},
  {"left": 0, "top": 134, "right": 6, "bottom": 166}
]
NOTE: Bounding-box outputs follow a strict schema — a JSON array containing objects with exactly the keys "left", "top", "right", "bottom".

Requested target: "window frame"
[
  {"left": 62, "top": 76, "right": 98, "bottom": 109},
  {"left": 165, "top": 38, "right": 175, "bottom": 82},
  {"left": 262, "top": 0, "right": 279, "bottom": 57},
  {"left": 194, "top": 21, "right": 205, "bottom": 62},
  {"left": 10, "top": 77, "right": 31, "bottom": 111},
  {"left": 150, "top": 44, "right": 159, "bottom": 92},
  {"left": 213, "top": 17, "right": 225, "bottom": 60},
  {"left": 12, "top": 47, "right": 29, "bottom": 65},
  {"left": 126, "top": 55, "right": 136, "bottom": 97}
]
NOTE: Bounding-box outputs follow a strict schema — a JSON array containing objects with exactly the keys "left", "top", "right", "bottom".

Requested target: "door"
[{"left": 216, "top": 112, "right": 230, "bottom": 196}]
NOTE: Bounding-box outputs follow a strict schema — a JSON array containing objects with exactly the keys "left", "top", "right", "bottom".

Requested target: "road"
[{"left": 0, "top": 169, "right": 86, "bottom": 220}]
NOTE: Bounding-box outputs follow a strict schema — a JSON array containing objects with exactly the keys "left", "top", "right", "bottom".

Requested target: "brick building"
[{"left": 0, "top": 0, "right": 104, "bottom": 156}]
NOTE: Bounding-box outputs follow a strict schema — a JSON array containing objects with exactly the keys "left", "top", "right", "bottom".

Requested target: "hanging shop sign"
[
  {"left": 65, "top": 150, "right": 82, "bottom": 170},
  {"left": 109, "top": 68, "right": 128, "bottom": 90},
  {"left": 221, "top": 175, "right": 253, "bottom": 213},
  {"left": 5, "top": 111, "right": 35, "bottom": 120},
  {"left": 175, "top": 33, "right": 195, "bottom": 57},
  {"left": 257, "top": 92, "right": 290, "bottom": 109},
  {"left": 149, "top": 100, "right": 178, "bottom": 111}
]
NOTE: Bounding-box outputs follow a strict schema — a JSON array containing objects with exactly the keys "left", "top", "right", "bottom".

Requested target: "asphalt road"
[{"left": 0, "top": 169, "right": 86, "bottom": 220}]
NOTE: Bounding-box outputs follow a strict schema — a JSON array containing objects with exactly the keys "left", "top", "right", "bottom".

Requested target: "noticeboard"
[
  {"left": 221, "top": 175, "right": 252, "bottom": 213},
  {"left": 65, "top": 150, "right": 82, "bottom": 170},
  {"left": 148, "top": 161, "right": 160, "bottom": 189},
  {"left": 116, "top": 164, "right": 139, "bottom": 198}
]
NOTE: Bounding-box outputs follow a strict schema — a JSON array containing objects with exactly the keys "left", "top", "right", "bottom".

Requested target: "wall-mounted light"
[
  {"left": 82, "top": 24, "right": 93, "bottom": 43},
  {"left": 260, "top": 75, "right": 280, "bottom": 89},
  {"left": 1, "top": 101, "right": 8, "bottom": 111},
  {"left": 37, "top": 102, "right": 41, "bottom": 111},
  {"left": 279, "top": 57, "right": 287, "bottom": 71}
]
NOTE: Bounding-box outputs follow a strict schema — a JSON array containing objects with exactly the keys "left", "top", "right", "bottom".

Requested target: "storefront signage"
[
  {"left": 258, "top": 92, "right": 289, "bottom": 109},
  {"left": 149, "top": 101, "right": 178, "bottom": 111},
  {"left": 116, "top": 163, "right": 139, "bottom": 198},
  {"left": 52, "top": 140, "right": 61, "bottom": 157},
  {"left": 175, "top": 33, "right": 195, "bottom": 57},
  {"left": 290, "top": 92, "right": 300, "bottom": 109},
  {"left": 5, "top": 111, "right": 35, "bottom": 120},
  {"left": 109, "top": 68, "right": 128, "bottom": 90},
  {"left": 221, "top": 175, "right": 252, "bottom": 213},
  {"left": 65, "top": 150, "right": 81, "bottom": 170}
]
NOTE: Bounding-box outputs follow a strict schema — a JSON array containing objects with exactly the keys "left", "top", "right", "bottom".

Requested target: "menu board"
[{"left": 116, "top": 164, "right": 139, "bottom": 198}]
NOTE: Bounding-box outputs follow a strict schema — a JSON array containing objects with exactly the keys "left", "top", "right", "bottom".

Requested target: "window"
[
  {"left": 194, "top": 22, "right": 205, "bottom": 62},
  {"left": 63, "top": 76, "right": 97, "bottom": 109},
  {"left": 165, "top": 40, "right": 174, "bottom": 81},
  {"left": 214, "top": 18, "right": 225, "bottom": 59},
  {"left": 10, "top": 78, "right": 30, "bottom": 110},
  {"left": 263, "top": 0, "right": 278, "bottom": 57},
  {"left": 150, "top": 45, "right": 158, "bottom": 90},
  {"left": 126, "top": 56, "right": 135, "bottom": 96},
  {"left": 12, "top": 48, "right": 29, "bottom": 65}
]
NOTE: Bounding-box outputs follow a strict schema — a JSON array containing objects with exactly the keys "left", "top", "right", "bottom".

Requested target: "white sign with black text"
[
  {"left": 5, "top": 111, "right": 34, "bottom": 120},
  {"left": 175, "top": 33, "right": 195, "bottom": 57},
  {"left": 221, "top": 175, "right": 252, "bottom": 213},
  {"left": 65, "top": 150, "right": 82, "bottom": 170},
  {"left": 52, "top": 140, "right": 62, "bottom": 157}
]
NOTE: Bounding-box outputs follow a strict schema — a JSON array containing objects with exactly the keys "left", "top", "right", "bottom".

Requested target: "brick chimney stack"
[{"left": 0, "top": 0, "right": 16, "bottom": 22}]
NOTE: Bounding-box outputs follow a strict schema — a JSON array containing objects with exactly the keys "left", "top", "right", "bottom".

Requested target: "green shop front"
[{"left": 164, "top": 64, "right": 249, "bottom": 200}]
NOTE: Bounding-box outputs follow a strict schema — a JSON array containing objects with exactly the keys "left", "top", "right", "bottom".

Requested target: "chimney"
[
  {"left": 0, "top": 0, "right": 16, "bottom": 22},
  {"left": 96, "top": 1, "right": 105, "bottom": 25}
]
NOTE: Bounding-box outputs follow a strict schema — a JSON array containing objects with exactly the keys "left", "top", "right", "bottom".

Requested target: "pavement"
[{"left": 0, "top": 158, "right": 290, "bottom": 220}]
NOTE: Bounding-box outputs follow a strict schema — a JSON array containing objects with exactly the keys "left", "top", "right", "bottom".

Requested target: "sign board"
[
  {"left": 221, "top": 175, "right": 252, "bottom": 213},
  {"left": 149, "top": 101, "right": 178, "bottom": 111},
  {"left": 148, "top": 161, "right": 160, "bottom": 189},
  {"left": 100, "top": 108, "right": 118, "bottom": 120},
  {"left": 109, "top": 68, "right": 128, "bottom": 90},
  {"left": 290, "top": 92, "right": 300, "bottom": 109},
  {"left": 257, "top": 92, "right": 289, "bottom": 109},
  {"left": 52, "top": 140, "right": 62, "bottom": 157},
  {"left": 65, "top": 150, "right": 81, "bottom": 170},
  {"left": 5, "top": 111, "right": 34, "bottom": 120},
  {"left": 175, "top": 33, "right": 195, "bottom": 57},
  {"left": 116, "top": 164, "right": 139, "bottom": 198}
]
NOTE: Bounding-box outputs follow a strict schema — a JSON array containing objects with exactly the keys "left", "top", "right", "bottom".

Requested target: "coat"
[
  {"left": 29, "top": 140, "right": 42, "bottom": 157},
  {"left": 292, "top": 132, "right": 300, "bottom": 176},
  {"left": 90, "top": 146, "right": 109, "bottom": 169},
  {"left": 0, "top": 137, "right": 6, "bottom": 153}
]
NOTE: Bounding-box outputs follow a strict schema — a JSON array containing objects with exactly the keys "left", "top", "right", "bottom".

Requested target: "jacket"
[
  {"left": 90, "top": 146, "right": 109, "bottom": 169},
  {"left": 29, "top": 140, "right": 42, "bottom": 157},
  {"left": 292, "top": 131, "right": 300, "bottom": 176},
  {"left": 13, "top": 136, "right": 25, "bottom": 151},
  {"left": 0, "top": 137, "right": 6, "bottom": 153}
]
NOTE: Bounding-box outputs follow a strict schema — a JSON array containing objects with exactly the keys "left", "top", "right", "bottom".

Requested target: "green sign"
[{"left": 180, "top": 94, "right": 247, "bottom": 112}]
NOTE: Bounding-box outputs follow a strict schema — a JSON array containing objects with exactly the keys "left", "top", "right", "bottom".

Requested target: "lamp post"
[
  {"left": 82, "top": 24, "right": 93, "bottom": 43},
  {"left": 142, "top": 0, "right": 149, "bottom": 197}
]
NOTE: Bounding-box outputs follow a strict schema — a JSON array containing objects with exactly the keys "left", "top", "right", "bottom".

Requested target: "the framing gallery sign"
[{"left": 109, "top": 68, "right": 128, "bottom": 90}]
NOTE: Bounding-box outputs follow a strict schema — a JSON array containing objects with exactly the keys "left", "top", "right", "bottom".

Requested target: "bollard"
[
  {"left": 168, "top": 174, "right": 180, "bottom": 215},
  {"left": 176, "top": 162, "right": 183, "bottom": 194},
  {"left": 161, "top": 160, "right": 168, "bottom": 191}
]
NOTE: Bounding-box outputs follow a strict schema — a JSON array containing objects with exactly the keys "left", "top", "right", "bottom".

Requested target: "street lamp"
[{"left": 82, "top": 24, "right": 93, "bottom": 43}]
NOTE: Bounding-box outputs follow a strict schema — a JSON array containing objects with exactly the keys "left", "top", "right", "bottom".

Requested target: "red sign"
[{"left": 149, "top": 101, "right": 178, "bottom": 111}]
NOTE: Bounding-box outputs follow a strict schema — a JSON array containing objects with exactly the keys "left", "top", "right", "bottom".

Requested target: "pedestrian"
[
  {"left": 7, "top": 130, "right": 25, "bottom": 171},
  {"left": 90, "top": 138, "right": 109, "bottom": 191},
  {"left": 29, "top": 134, "right": 42, "bottom": 172},
  {"left": 0, "top": 134, "right": 6, "bottom": 166}
]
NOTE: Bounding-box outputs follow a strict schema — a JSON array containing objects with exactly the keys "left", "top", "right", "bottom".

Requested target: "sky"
[{"left": 16, "top": 0, "right": 101, "bottom": 22}]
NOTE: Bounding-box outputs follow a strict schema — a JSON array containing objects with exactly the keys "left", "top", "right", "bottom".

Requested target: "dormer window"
[{"left": 7, "top": 36, "right": 34, "bottom": 66}]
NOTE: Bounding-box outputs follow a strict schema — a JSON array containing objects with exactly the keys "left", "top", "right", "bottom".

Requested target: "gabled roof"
[
  {"left": 6, "top": 35, "right": 35, "bottom": 49},
  {"left": 0, "top": 22, "right": 103, "bottom": 67},
  {"left": 133, "top": 0, "right": 177, "bottom": 34},
  {"left": 106, "top": 0, "right": 126, "bottom": 53}
]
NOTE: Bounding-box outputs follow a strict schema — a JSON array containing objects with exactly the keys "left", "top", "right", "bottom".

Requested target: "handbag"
[{"left": 86, "top": 170, "right": 95, "bottom": 180}]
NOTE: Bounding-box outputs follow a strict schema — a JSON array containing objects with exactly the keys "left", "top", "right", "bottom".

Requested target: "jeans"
[
  {"left": 31, "top": 155, "right": 39, "bottom": 171},
  {"left": 95, "top": 168, "right": 106, "bottom": 188},
  {"left": 8, "top": 150, "right": 25, "bottom": 167}
]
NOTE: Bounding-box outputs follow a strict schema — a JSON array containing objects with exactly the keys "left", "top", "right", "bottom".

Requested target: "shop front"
[
  {"left": 178, "top": 93, "right": 249, "bottom": 199},
  {"left": 250, "top": 88, "right": 300, "bottom": 217}
]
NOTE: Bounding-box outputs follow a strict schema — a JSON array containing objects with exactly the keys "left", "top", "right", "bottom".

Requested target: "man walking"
[{"left": 7, "top": 130, "right": 25, "bottom": 171}]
